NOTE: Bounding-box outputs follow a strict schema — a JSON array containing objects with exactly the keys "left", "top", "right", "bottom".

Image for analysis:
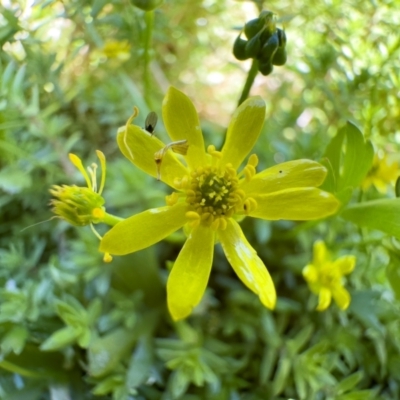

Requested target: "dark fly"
[{"left": 145, "top": 111, "right": 158, "bottom": 135}]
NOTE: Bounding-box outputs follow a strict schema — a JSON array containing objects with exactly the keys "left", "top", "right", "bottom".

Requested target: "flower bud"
[
  {"left": 233, "top": 34, "right": 249, "bottom": 60},
  {"left": 272, "top": 29, "right": 287, "bottom": 66},
  {"left": 245, "top": 31, "right": 263, "bottom": 58},
  {"left": 50, "top": 185, "right": 105, "bottom": 226},
  {"left": 258, "top": 61, "right": 274, "bottom": 76},
  {"left": 258, "top": 33, "right": 279, "bottom": 63},
  {"left": 244, "top": 18, "right": 263, "bottom": 40}
]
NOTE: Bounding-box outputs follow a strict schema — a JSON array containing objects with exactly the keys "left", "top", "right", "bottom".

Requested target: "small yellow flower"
[
  {"left": 100, "top": 87, "right": 340, "bottom": 320},
  {"left": 101, "top": 40, "right": 131, "bottom": 61},
  {"left": 303, "top": 241, "right": 356, "bottom": 311},
  {"left": 362, "top": 154, "right": 398, "bottom": 194}
]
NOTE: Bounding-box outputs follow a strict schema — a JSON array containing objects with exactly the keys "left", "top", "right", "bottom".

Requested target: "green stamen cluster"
[{"left": 186, "top": 166, "right": 244, "bottom": 227}]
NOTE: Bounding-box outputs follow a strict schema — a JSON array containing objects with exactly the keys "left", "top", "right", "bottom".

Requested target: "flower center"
[
  {"left": 183, "top": 164, "right": 247, "bottom": 230},
  {"left": 319, "top": 264, "right": 341, "bottom": 288}
]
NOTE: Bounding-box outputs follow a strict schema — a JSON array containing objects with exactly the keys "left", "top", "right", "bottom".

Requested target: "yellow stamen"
[
  {"left": 96, "top": 150, "right": 106, "bottom": 195},
  {"left": 103, "top": 252, "right": 113, "bottom": 263},
  {"left": 69, "top": 154, "right": 92, "bottom": 188}
]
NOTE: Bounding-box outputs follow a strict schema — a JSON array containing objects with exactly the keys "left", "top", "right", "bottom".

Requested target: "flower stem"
[
  {"left": 144, "top": 11, "right": 154, "bottom": 108},
  {"left": 102, "top": 213, "right": 123, "bottom": 226},
  {"left": 237, "top": 59, "right": 259, "bottom": 106}
]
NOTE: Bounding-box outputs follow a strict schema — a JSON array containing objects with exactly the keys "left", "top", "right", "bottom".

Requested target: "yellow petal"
[
  {"left": 117, "top": 125, "right": 188, "bottom": 189},
  {"left": 162, "top": 87, "right": 207, "bottom": 169},
  {"left": 313, "top": 240, "right": 328, "bottom": 267},
  {"left": 167, "top": 225, "right": 215, "bottom": 321},
  {"left": 240, "top": 159, "right": 327, "bottom": 194},
  {"left": 316, "top": 287, "right": 332, "bottom": 311},
  {"left": 249, "top": 188, "right": 340, "bottom": 221},
  {"left": 100, "top": 203, "right": 188, "bottom": 255},
  {"left": 334, "top": 255, "right": 356, "bottom": 275},
  {"left": 302, "top": 264, "right": 318, "bottom": 283},
  {"left": 218, "top": 219, "right": 276, "bottom": 309},
  {"left": 220, "top": 96, "right": 266, "bottom": 170},
  {"left": 332, "top": 285, "right": 351, "bottom": 310}
]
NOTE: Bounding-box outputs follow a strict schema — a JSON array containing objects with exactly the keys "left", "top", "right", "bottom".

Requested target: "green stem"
[
  {"left": 144, "top": 11, "right": 154, "bottom": 108},
  {"left": 237, "top": 59, "right": 259, "bottom": 106},
  {"left": 102, "top": 213, "right": 124, "bottom": 226}
]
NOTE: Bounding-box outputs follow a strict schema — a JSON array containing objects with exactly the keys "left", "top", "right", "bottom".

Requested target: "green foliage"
[{"left": 1, "top": 0, "right": 400, "bottom": 399}]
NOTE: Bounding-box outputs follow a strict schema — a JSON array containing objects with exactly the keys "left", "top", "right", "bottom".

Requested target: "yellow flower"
[
  {"left": 100, "top": 87, "right": 340, "bottom": 320},
  {"left": 303, "top": 241, "right": 356, "bottom": 311},
  {"left": 362, "top": 154, "right": 398, "bottom": 194},
  {"left": 101, "top": 40, "right": 131, "bottom": 61}
]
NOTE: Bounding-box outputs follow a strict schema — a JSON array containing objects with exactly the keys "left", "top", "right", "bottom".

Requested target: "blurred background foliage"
[{"left": 1, "top": 0, "right": 400, "bottom": 399}]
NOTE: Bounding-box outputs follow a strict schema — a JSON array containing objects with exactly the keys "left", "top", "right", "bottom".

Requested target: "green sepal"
[
  {"left": 341, "top": 198, "right": 400, "bottom": 238},
  {"left": 233, "top": 34, "right": 249, "bottom": 60}
]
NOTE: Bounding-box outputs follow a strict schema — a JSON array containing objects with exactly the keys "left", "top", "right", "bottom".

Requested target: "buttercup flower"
[
  {"left": 100, "top": 87, "right": 340, "bottom": 320},
  {"left": 362, "top": 154, "right": 398, "bottom": 194},
  {"left": 303, "top": 241, "right": 356, "bottom": 311}
]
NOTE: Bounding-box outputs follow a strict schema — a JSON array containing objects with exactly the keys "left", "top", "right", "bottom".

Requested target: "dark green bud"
[
  {"left": 259, "top": 61, "right": 274, "bottom": 76},
  {"left": 245, "top": 30, "right": 263, "bottom": 58},
  {"left": 233, "top": 34, "right": 249, "bottom": 60},
  {"left": 277, "top": 28, "right": 287, "bottom": 47},
  {"left": 272, "top": 47, "right": 287, "bottom": 66},
  {"left": 131, "top": 0, "right": 163, "bottom": 11},
  {"left": 244, "top": 18, "right": 263, "bottom": 40},
  {"left": 259, "top": 33, "right": 279, "bottom": 63},
  {"left": 271, "top": 29, "right": 287, "bottom": 66}
]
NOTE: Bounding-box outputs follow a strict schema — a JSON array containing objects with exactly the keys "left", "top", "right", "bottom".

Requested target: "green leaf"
[
  {"left": 288, "top": 325, "right": 313, "bottom": 356},
  {"left": 168, "top": 368, "right": 190, "bottom": 399},
  {"left": 321, "top": 125, "right": 346, "bottom": 192},
  {"left": 322, "top": 122, "right": 374, "bottom": 194},
  {"left": 40, "top": 326, "right": 81, "bottom": 351},
  {"left": 272, "top": 356, "right": 291, "bottom": 395},
  {"left": 336, "top": 371, "right": 363, "bottom": 394},
  {"left": 0, "top": 325, "right": 28, "bottom": 355},
  {"left": 338, "top": 122, "right": 374, "bottom": 191},
  {"left": 88, "top": 327, "right": 137, "bottom": 377},
  {"left": 127, "top": 337, "right": 153, "bottom": 388},
  {"left": 341, "top": 198, "right": 400, "bottom": 238},
  {"left": 387, "top": 262, "right": 400, "bottom": 300}
]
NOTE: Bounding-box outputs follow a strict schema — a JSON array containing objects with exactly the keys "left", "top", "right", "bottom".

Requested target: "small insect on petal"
[
  {"left": 154, "top": 140, "right": 189, "bottom": 181},
  {"left": 145, "top": 111, "right": 158, "bottom": 135}
]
